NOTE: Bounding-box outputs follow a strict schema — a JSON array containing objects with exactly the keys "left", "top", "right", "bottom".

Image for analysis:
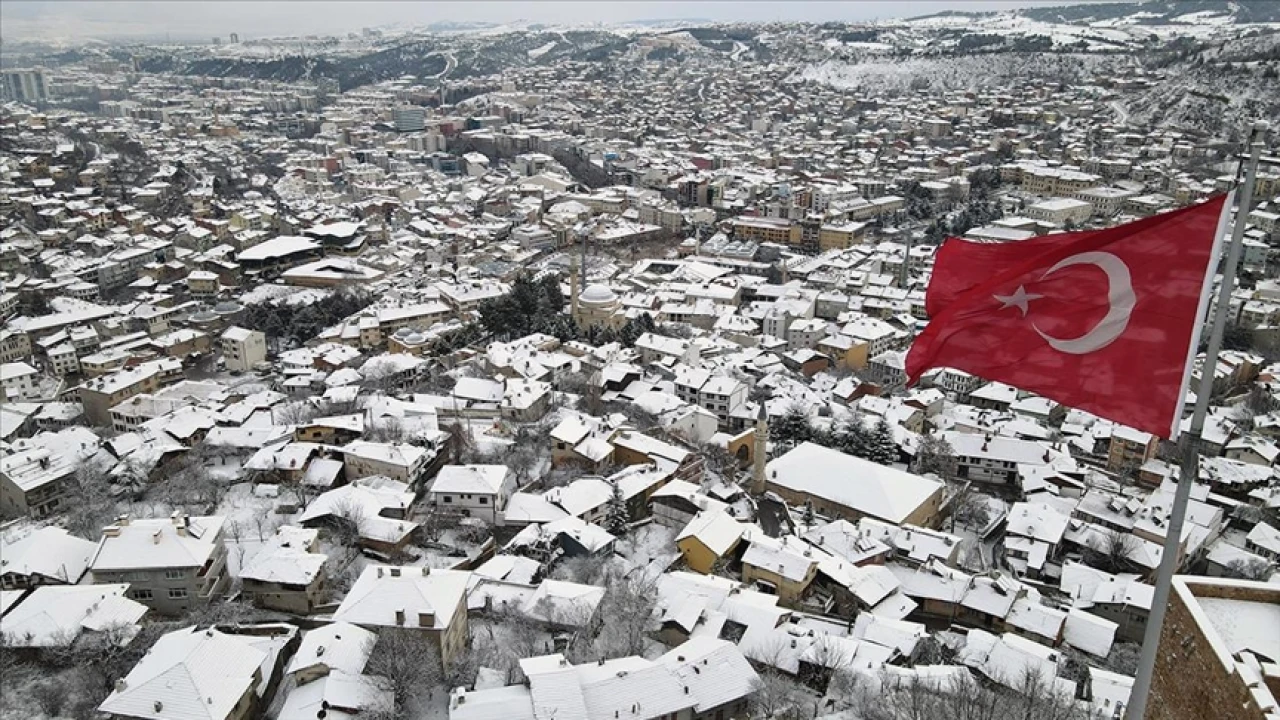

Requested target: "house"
[
  {"left": 428, "top": 464, "right": 516, "bottom": 523},
  {"left": 276, "top": 671, "right": 392, "bottom": 720},
  {"left": 339, "top": 440, "right": 434, "bottom": 487},
  {"left": 676, "top": 509, "right": 750, "bottom": 574},
  {"left": 1108, "top": 426, "right": 1159, "bottom": 472},
  {"left": 739, "top": 535, "right": 819, "bottom": 607},
  {"left": 0, "top": 426, "right": 100, "bottom": 519},
  {"left": 220, "top": 326, "right": 267, "bottom": 372},
  {"left": 0, "top": 526, "right": 97, "bottom": 589},
  {"left": 1245, "top": 522, "right": 1280, "bottom": 561},
  {"left": 89, "top": 513, "right": 230, "bottom": 616},
  {"left": 333, "top": 566, "right": 471, "bottom": 669},
  {"left": 656, "top": 638, "right": 760, "bottom": 720},
  {"left": 285, "top": 622, "right": 377, "bottom": 685},
  {"left": 97, "top": 626, "right": 268, "bottom": 720},
  {"left": 1003, "top": 501, "right": 1071, "bottom": 579},
  {"left": 450, "top": 643, "right": 755, "bottom": 720},
  {"left": 297, "top": 477, "right": 418, "bottom": 555},
  {"left": 0, "top": 584, "right": 147, "bottom": 648},
  {"left": 944, "top": 431, "right": 1054, "bottom": 488},
  {"left": 239, "top": 525, "right": 328, "bottom": 614},
  {"left": 0, "top": 361, "right": 40, "bottom": 400},
  {"left": 765, "top": 443, "right": 944, "bottom": 527}
]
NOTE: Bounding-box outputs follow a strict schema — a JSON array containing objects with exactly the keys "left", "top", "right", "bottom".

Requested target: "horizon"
[{"left": 1, "top": 0, "right": 1124, "bottom": 43}]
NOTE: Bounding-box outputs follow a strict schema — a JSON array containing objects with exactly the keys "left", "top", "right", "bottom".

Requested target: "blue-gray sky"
[{"left": 1, "top": 1, "right": 1123, "bottom": 42}]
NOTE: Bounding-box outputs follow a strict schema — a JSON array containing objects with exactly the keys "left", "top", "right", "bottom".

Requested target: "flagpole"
[{"left": 1125, "top": 120, "right": 1268, "bottom": 720}]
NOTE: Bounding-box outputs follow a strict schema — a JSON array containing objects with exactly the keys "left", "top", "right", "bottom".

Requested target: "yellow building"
[
  {"left": 676, "top": 510, "right": 747, "bottom": 574},
  {"left": 740, "top": 536, "right": 819, "bottom": 607}
]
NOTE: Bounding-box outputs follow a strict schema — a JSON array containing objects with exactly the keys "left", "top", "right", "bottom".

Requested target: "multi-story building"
[
  {"left": 89, "top": 513, "right": 231, "bottom": 616},
  {"left": 220, "top": 326, "right": 267, "bottom": 372},
  {"left": 0, "top": 361, "right": 40, "bottom": 400},
  {"left": 2, "top": 69, "right": 48, "bottom": 103},
  {"left": 1108, "top": 426, "right": 1159, "bottom": 472},
  {"left": 333, "top": 566, "right": 471, "bottom": 669},
  {"left": 78, "top": 357, "right": 182, "bottom": 426}
]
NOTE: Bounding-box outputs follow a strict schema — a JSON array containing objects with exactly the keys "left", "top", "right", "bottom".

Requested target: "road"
[{"left": 1109, "top": 99, "right": 1130, "bottom": 127}]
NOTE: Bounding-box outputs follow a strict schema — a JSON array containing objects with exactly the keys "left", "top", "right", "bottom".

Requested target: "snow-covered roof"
[
  {"left": 0, "top": 525, "right": 96, "bottom": 583},
  {"left": 334, "top": 566, "right": 471, "bottom": 630},
  {"left": 657, "top": 638, "right": 759, "bottom": 714},
  {"left": 238, "top": 525, "right": 327, "bottom": 587},
  {"left": 90, "top": 515, "right": 226, "bottom": 572},
  {"left": 767, "top": 443, "right": 942, "bottom": 525},
  {"left": 286, "top": 622, "right": 376, "bottom": 678},
  {"left": 0, "top": 584, "right": 147, "bottom": 647},
  {"left": 431, "top": 464, "right": 510, "bottom": 496},
  {"left": 97, "top": 626, "right": 268, "bottom": 720}
]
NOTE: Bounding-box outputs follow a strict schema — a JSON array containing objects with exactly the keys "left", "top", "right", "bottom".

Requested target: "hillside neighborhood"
[{"left": 1, "top": 2, "right": 1279, "bottom": 720}]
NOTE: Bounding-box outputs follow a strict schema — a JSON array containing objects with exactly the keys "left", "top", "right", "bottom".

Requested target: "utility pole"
[{"left": 1125, "top": 120, "right": 1268, "bottom": 720}]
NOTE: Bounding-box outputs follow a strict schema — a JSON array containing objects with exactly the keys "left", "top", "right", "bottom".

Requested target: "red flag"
[{"left": 907, "top": 194, "right": 1231, "bottom": 438}]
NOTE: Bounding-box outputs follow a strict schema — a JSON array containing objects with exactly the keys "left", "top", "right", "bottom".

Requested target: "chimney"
[
  {"left": 152, "top": 529, "right": 162, "bottom": 544},
  {"left": 177, "top": 524, "right": 187, "bottom": 537},
  {"left": 116, "top": 514, "right": 130, "bottom": 527},
  {"left": 418, "top": 611, "right": 435, "bottom": 627},
  {"left": 115, "top": 679, "right": 127, "bottom": 692},
  {"left": 171, "top": 510, "right": 182, "bottom": 525},
  {"left": 421, "top": 567, "right": 430, "bottom": 576},
  {"left": 394, "top": 608, "right": 405, "bottom": 625},
  {"left": 102, "top": 525, "right": 121, "bottom": 538},
  {"left": 153, "top": 701, "right": 163, "bottom": 712}
]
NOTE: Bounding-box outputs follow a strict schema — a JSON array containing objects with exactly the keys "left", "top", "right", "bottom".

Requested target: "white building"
[
  {"left": 429, "top": 464, "right": 516, "bottom": 523},
  {"left": 0, "top": 361, "right": 40, "bottom": 400},
  {"left": 220, "top": 326, "right": 267, "bottom": 372}
]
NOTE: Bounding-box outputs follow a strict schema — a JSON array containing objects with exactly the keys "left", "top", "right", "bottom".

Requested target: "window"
[
  {"left": 443, "top": 496, "right": 453, "bottom": 503},
  {"left": 478, "top": 497, "right": 488, "bottom": 505},
  {"left": 168, "top": 588, "right": 188, "bottom": 599},
  {"left": 130, "top": 588, "right": 153, "bottom": 600},
  {"left": 164, "top": 569, "right": 185, "bottom": 580}
]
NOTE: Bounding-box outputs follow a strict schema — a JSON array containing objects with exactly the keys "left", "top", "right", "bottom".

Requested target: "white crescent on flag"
[{"left": 1033, "top": 251, "right": 1136, "bottom": 355}]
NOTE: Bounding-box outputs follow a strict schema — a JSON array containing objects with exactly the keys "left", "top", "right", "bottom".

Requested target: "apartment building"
[{"left": 89, "top": 513, "right": 231, "bottom": 616}]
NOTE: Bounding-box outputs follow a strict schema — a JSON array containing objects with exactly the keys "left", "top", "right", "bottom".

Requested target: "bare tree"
[
  {"left": 588, "top": 569, "right": 657, "bottom": 660},
  {"left": 1224, "top": 557, "right": 1274, "bottom": 580},
  {"left": 65, "top": 459, "right": 118, "bottom": 540},
  {"left": 329, "top": 496, "right": 368, "bottom": 548},
  {"left": 1087, "top": 529, "right": 1142, "bottom": 574},
  {"left": 364, "top": 630, "right": 445, "bottom": 714},
  {"left": 748, "top": 670, "right": 807, "bottom": 720},
  {"left": 946, "top": 481, "right": 990, "bottom": 533}
]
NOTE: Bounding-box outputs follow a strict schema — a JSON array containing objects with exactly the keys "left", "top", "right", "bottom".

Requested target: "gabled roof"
[
  {"left": 333, "top": 566, "right": 470, "bottom": 630},
  {"left": 286, "top": 622, "right": 376, "bottom": 678},
  {"left": 0, "top": 525, "right": 96, "bottom": 583},
  {"left": 0, "top": 584, "right": 147, "bottom": 647},
  {"left": 98, "top": 626, "right": 267, "bottom": 720}
]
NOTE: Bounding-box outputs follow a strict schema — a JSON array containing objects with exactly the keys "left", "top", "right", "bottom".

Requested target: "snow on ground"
[
  {"left": 613, "top": 521, "right": 679, "bottom": 578},
  {"left": 527, "top": 40, "right": 557, "bottom": 58},
  {"left": 1195, "top": 596, "right": 1280, "bottom": 663},
  {"left": 239, "top": 283, "right": 334, "bottom": 307},
  {"left": 216, "top": 482, "right": 298, "bottom": 580}
]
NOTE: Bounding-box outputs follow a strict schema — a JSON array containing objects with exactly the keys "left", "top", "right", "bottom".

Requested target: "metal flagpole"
[{"left": 1125, "top": 120, "right": 1268, "bottom": 720}]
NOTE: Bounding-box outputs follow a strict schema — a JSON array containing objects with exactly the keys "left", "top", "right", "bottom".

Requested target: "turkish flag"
[{"left": 907, "top": 194, "right": 1231, "bottom": 438}]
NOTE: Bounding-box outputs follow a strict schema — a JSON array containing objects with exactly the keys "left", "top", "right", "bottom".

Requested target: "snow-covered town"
[{"left": 1, "top": 2, "right": 1279, "bottom": 719}]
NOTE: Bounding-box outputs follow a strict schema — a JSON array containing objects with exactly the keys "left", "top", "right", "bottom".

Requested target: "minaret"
[
  {"left": 752, "top": 404, "right": 768, "bottom": 495},
  {"left": 569, "top": 251, "right": 581, "bottom": 320}
]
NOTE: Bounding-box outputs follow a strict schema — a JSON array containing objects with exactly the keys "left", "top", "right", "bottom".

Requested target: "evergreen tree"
[
  {"left": 802, "top": 500, "right": 816, "bottom": 531},
  {"left": 604, "top": 483, "right": 630, "bottom": 537},
  {"left": 869, "top": 418, "right": 900, "bottom": 465},
  {"left": 914, "top": 434, "right": 958, "bottom": 479},
  {"left": 770, "top": 405, "right": 813, "bottom": 452},
  {"left": 836, "top": 418, "right": 871, "bottom": 459}
]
